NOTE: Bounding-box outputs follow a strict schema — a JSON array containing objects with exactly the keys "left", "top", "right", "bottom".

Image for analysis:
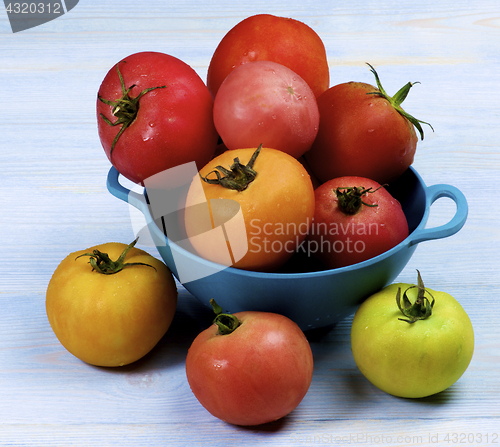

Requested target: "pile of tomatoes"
[
  {"left": 45, "top": 13, "right": 474, "bottom": 428},
  {"left": 96, "top": 13, "right": 435, "bottom": 273}
]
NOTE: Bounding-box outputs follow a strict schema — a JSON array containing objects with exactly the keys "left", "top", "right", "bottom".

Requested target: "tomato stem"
[
  {"left": 396, "top": 270, "right": 435, "bottom": 323},
  {"left": 365, "top": 63, "right": 434, "bottom": 140},
  {"left": 335, "top": 185, "right": 381, "bottom": 215},
  {"left": 98, "top": 60, "right": 167, "bottom": 155},
  {"left": 75, "top": 237, "right": 156, "bottom": 275},
  {"left": 200, "top": 144, "right": 262, "bottom": 191},
  {"left": 210, "top": 299, "right": 241, "bottom": 335}
]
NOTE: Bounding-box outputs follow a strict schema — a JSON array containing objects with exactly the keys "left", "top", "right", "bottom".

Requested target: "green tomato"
[{"left": 350, "top": 271, "right": 474, "bottom": 398}]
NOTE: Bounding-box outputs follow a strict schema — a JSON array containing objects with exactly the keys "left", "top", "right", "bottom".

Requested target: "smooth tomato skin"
[
  {"left": 305, "top": 82, "right": 418, "bottom": 185},
  {"left": 97, "top": 51, "right": 218, "bottom": 185},
  {"left": 185, "top": 311, "right": 314, "bottom": 426},
  {"left": 351, "top": 283, "right": 474, "bottom": 398},
  {"left": 213, "top": 61, "right": 320, "bottom": 159},
  {"left": 46, "top": 242, "right": 178, "bottom": 367},
  {"left": 308, "top": 176, "right": 409, "bottom": 269},
  {"left": 207, "top": 14, "right": 329, "bottom": 99},
  {"left": 184, "top": 147, "right": 315, "bottom": 272}
]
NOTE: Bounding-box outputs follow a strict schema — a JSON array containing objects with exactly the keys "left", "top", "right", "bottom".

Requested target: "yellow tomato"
[
  {"left": 46, "top": 239, "right": 177, "bottom": 367},
  {"left": 351, "top": 271, "right": 474, "bottom": 398}
]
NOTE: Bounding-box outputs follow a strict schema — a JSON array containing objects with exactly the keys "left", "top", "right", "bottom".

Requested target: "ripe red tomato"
[
  {"left": 305, "top": 64, "right": 433, "bottom": 185},
  {"left": 207, "top": 14, "right": 329, "bottom": 99},
  {"left": 306, "top": 176, "right": 409, "bottom": 269},
  {"left": 185, "top": 301, "right": 314, "bottom": 426},
  {"left": 213, "top": 61, "right": 320, "bottom": 159},
  {"left": 97, "top": 51, "right": 218, "bottom": 185}
]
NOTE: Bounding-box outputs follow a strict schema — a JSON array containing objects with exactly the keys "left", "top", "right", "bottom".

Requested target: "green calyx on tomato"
[
  {"left": 200, "top": 144, "right": 261, "bottom": 191},
  {"left": 98, "top": 60, "right": 167, "bottom": 155},
  {"left": 335, "top": 185, "right": 381, "bottom": 215},
  {"left": 396, "top": 270, "right": 435, "bottom": 323},
  {"left": 366, "top": 63, "right": 434, "bottom": 140},
  {"left": 210, "top": 298, "right": 241, "bottom": 335},
  {"left": 75, "top": 237, "right": 156, "bottom": 275}
]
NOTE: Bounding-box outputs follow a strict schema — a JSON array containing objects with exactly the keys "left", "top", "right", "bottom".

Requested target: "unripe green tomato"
[{"left": 350, "top": 275, "right": 474, "bottom": 398}]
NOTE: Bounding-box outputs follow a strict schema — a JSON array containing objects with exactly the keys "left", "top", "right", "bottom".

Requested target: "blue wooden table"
[{"left": 1, "top": 1, "right": 499, "bottom": 445}]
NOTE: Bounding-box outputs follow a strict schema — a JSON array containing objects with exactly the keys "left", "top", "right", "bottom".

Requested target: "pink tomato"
[
  {"left": 213, "top": 61, "right": 320, "bottom": 159},
  {"left": 186, "top": 301, "right": 314, "bottom": 426}
]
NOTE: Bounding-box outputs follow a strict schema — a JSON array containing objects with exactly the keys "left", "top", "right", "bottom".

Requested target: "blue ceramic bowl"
[{"left": 107, "top": 166, "right": 467, "bottom": 331}]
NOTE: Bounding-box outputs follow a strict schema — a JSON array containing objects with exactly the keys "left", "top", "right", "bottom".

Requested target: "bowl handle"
[
  {"left": 106, "top": 166, "right": 147, "bottom": 212},
  {"left": 408, "top": 183, "right": 468, "bottom": 246}
]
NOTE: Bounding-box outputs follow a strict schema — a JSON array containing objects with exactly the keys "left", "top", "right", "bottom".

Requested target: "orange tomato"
[{"left": 183, "top": 146, "right": 315, "bottom": 272}]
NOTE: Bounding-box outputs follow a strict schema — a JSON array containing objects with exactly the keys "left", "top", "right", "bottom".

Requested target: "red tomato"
[
  {"left": 213, "top": 61, "right": 320, "bottom": 159},
  {"left": 97, "top": 51, "right": 218, "bottom": 185},
  {"left": 306, "top": 176, "right": 409, "bottom": 269},
  {"left": 207, "top": 14, "right": 329, "bottom": 99},
  {"left": 305, "top": 64, "right": 433, "bottom": 185},
  {"left": 185, "top": 302, "right": 314, "bottom": 426}
]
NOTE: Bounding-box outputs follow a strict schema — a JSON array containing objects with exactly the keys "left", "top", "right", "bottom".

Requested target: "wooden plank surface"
[{"left": 1, "top": 0, "right": 499, "bottom": 445}]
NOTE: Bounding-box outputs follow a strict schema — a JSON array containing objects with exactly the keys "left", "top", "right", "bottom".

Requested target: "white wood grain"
[{"left": 1, "top": 0, "right": 499, "bottom": 445}]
